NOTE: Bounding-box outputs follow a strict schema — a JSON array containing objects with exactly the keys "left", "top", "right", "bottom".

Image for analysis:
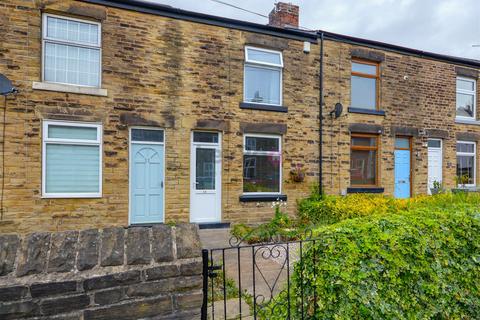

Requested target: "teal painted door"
[
  {"left": 394, "top": 149, "right": 411, "bottom": 198},
  {"left": 130, "top": 144, "right": 164, "bottom": 224}
]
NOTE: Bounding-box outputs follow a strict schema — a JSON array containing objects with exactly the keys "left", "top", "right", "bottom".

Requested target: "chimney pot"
[{"left": 268, "top": 2, "right": 299, "bottom": 28}]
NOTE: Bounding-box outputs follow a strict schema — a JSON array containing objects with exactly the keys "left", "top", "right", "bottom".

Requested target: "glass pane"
[
  {"left": 457, "top": 142, "right": 475, "bottom": 153},
  {"left": 457, "top": 79, "right": 475, "bottom": 91},
  {"left": 428, "top": 140, "right": 441, "bottom": 148},
  {"left": 351, "top": 136, "right": 376, "bottom": 147},
  {"left": 46, "top": 16, "right": 99, "bottom": 45},
  {"left": 395, "top": 138, "right": 410, "bottom": 149},
  {"left": 45, "top": 144, "right": 100, "bottom": 193},
  {"left": 351, "top": 76, "right": 376, "bottom": 110},
  {"left": 456, "top": 155, "right": 475, "bottom": 185},
  {"left": 352, "top": 62, "right": 377, "bottom": 75},
  {"left": 456, "top": 93, "right": 475, "bottom": 118},
  {"left": 244, "top": 65, "right": 281, "bottom": 105},
  {"left": 247, "top": 48, "right": 282, "bottom": 65},
  {"left": 48, "top": 125, "right": 98, "bottom": 140},
  {"left": 196, "top": 148, "right": 216, "bottom": 190},
  {"left": 193, "top": 132, "right": 218, "bottom": 143},
  {"left": 245, "top": 137, "right": 279, "bottom": 152},
  {"left": 44, "top": 42, "right": 100, "bottom": 87},
  {"left": 243, "top": 155, "right": 280, "bottom": 192},
  {"left": 351, "top": 150, "right": 377, "bottom": 185},
  {"left": 131, "top": 129, "right": 164, "bottom": 142}
]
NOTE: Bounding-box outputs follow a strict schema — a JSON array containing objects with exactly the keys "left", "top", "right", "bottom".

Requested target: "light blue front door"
[
  {"left": 130, "top": 144, "right": 164, "bottom": 224},
  {"left": 394, "top": 149, "right": 411, "bottom": 198}
]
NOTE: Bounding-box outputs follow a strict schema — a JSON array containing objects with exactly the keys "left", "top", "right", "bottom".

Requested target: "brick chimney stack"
[{"left": 268, "top": 2, "right": 299, "bottom": 28}]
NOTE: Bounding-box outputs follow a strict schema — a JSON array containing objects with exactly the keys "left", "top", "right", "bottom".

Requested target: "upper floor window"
[
  {"left": 456, "top": 77, "right": 476, "bottom": 120},
  {"left": 244, "top": 47, "right": 283, "bottom": 106},
  {"left": 351, "top": 59, "right": 379, "bottom": 110},
  {"left": 42, "top": 14, "right": 101, "bottom": 87}
]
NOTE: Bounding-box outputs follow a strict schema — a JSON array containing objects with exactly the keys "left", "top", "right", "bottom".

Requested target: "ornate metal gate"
[{"left": 201, "top": 230, "right": 319, "bottom": 319}]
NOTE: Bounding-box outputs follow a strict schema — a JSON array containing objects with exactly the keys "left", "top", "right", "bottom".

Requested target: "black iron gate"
[{"left": 201, "top": 230, "right": 319, "bottom": 320}]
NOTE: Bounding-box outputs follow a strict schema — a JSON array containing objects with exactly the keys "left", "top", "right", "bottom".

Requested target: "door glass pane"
[
  {"left": 131, "top": 129, "right": 164, "bottom": 142},
  {"left": 351, "top": 150, "right": 376, "bottom": 185},
  {"left": 243, "top": 155, "right": 280, "bottom": 192},
  {"left": 351, "top": 136, "right": 376, "bottom": 147},
  {"left": 351, "top": 76, "right": 376, "bottom": 109},
  {"left": 457, "top": 155, "right": 475, "bottom": 185},
  {"left": 456, "top": 93, "right": 475, "bottom": 118},
  {"left": 352, "top": 62, "right": 376, "bottom": 75},
  {"left": 457, "top": 79, "right": 475, "bottom": 91},
  {"left": 196, "top": 148, "right": 215, "bottom": 190},
  {"left": 457, "top": 142, "right": 474, "bottom": 153},
  {"left": 244, "top": 65, "right": 281, "bottom": 105},
  {"left": 247, "top": 48, "right": 282, "bottom": 65},
  {"left": 395, "top": 138, "right": 410, "bottom": 149},
  {"left": 428, "top": 140, "right": 441, "bottom": 148},
  {"left": 245, "top": 136, "right": 279, "bottom": 152},
  {"left": 48, "top": 125, "right": 98, "bottom": 140},
  {"left": 45, "top": 144, "right": 100, "bottom": 193},
  {"left": 193, "top": 132, "right": 218, "bottom": 143}
]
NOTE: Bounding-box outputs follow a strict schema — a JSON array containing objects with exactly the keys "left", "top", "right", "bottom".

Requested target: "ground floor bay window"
[
  {"left": 243, "top": 134, "right": 281, "bottom": 194},
  {"left": 350, "top": 134, "right": 378, "bottom": 186},
  {"left": 456, "top": 141, "right": 476, "bottom": 187}
]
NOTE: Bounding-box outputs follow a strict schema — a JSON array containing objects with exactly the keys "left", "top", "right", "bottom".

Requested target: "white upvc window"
[
  {"left": 456, "top": 77, "right": 476, "bottom": 120},
  {"left": 456, "top": 141, "right": 476, "bottom": 187},
  {"left": 243, "top": 134, "right": 282, "bottom": 194},
  {"left": 42, "top": 121, "right": 102, "bottom": 198},
  {"left": 42, "top": 14, "right": 102, "bottom": 87},
  {"left": 244, "top": 47, "right": 283, "bottom": 106}
]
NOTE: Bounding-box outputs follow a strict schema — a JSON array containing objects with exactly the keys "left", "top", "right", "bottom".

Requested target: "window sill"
[
  {"left": 32, "top": 82, "right": 108, "bottom": 97},
  {"left": 239, "top": 194, "right": 287, "bottom": 202},
  {"left": 347, "top": 187, "right": 384, "bottom": 194},
  {"left": 348, "top": 107, "right": 385, "bottom": 116},
  {"left": 42, "top": 194, "right": 102, "bottom": 199},
  {"left": 455, "top": 118, "right": 480, "bottom": 125},
  {"left": 240, "top": 102, "right": 288, "bottom": 113}
]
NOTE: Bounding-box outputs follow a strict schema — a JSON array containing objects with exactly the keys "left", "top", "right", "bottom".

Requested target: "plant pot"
[
  {"left": 451, "top": 188, "right": 468, "bottom": 194},
  {"left": 290, "top": 170, "right": 305, "bottom": 183},
  {"left": 430, "top": 188, "right": 441, "bottom": 195}
]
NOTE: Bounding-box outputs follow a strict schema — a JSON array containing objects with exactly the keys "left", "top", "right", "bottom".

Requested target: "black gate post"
[{"left": 201, "top": 249, "right": 209, "bottom": 320}]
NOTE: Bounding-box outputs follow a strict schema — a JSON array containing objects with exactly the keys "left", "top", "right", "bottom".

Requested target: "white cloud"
[{"left": 148, "top": 0, "right": 480, "bottom": 59}]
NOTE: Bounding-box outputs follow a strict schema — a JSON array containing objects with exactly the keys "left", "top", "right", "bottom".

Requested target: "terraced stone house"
[{"left": 0, "top": 0, "right": 479, "bottom": 234}]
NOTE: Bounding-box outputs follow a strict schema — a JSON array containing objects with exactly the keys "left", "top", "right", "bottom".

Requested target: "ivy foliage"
[{"left": 263, "top": 206, "right": 480, "bottom": 319}]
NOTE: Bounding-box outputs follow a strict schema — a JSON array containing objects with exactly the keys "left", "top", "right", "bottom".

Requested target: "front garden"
[{"left": 232, "top": 191, "right": 480, "bottom": 319}]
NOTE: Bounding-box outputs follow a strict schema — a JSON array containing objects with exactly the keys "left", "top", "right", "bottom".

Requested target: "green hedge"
[{"left": 262, "top": 208, "right": 480, "bottom": 319}]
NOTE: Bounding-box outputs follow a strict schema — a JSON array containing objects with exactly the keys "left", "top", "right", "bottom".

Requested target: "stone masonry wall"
[
  {"left": 0, "top": 224, "right": 203, "bottom": 319},
  {"left": 0, "top": 0, "right": 320, "bottom": 233},
  {"left": 321, "top": 41, "right": 480, "bottom": 195}
]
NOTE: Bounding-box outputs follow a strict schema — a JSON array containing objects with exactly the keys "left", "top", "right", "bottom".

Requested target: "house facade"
[{"left": 1, "top": 0, "right": 479, "bottom": 234}]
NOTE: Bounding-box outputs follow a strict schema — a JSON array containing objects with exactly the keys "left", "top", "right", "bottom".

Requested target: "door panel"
[
  {"left": 394, "top": 149, "right": 411, "bottom": 198},
  {"left": 130, "top": 144, "right": 164, "bottom": 224}
]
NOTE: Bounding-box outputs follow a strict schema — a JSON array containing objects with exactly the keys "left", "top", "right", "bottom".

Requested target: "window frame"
[
  {"left": 456, "top": 140, "right": 476, "bottom": 187},
  {"left": 42, "top": 13, "right": 102, "bottom": 88},
  {"left": 42, "top": 120, "right": 103, "bottom": 198},
  {"left": 244, "top": 46, "right": 283, "bottom": 106},
  {"left": 351, "top": 58, "right": 380, "bottom": 111},
  {"left": 455, "top": 76, "right": 477, "bottom": 121},
  {"left": 350, "top": 133, "right": 379, "bottom": 187},
  {"left": 242, "top": 133, "right": 282, "bottom": 195}
]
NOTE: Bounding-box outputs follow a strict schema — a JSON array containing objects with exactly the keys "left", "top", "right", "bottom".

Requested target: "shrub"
[{"left": 261, "top": 208, "right": 480, "bottom": 319}]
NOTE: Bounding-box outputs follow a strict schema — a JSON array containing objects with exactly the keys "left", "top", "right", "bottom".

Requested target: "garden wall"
[{"left": 0, "top": 224, "right": 203, "bottom": 319}]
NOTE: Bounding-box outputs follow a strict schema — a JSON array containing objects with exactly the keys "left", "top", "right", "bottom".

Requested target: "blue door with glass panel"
[
  {"left": 130, "top": 143, "right": 164, "bottom": 224},
  {"left": 394, "top": 148, "right": 411, "bottom": 198}
]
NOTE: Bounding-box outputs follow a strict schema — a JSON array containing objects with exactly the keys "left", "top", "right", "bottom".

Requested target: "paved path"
[{"left": 199, "top": 228, "right": 297, "bottom": 319}]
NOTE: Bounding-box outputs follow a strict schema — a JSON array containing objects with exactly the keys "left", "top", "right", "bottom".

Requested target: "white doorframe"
[
  {"left": 128, "top": 127, "right": 166, "bottom": 225},
  {"left": 190, "top": 131, "right": 222, "bottom": 223},
  {"left": 427, "top": 138, "right": 443, "bottom": 194}
]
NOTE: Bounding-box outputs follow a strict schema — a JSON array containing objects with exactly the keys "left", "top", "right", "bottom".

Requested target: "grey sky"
[{"left": 149, "top": 0, "right": 480, "bottom": 60}]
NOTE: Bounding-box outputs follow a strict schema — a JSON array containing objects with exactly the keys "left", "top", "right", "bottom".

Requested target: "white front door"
[
  {"left": 190, "top": 132, "right": 221, "bottom": 223},
  {"left": 427, "top": 139, "right": 443, "bottom": 194}
]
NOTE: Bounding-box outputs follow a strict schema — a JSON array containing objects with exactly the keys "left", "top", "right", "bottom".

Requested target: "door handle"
[{"left": 161, "top": 181, "right": 163, "bottom": 188}]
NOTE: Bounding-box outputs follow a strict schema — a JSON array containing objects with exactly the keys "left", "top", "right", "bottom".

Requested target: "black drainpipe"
[{"left": 318, "top": 32, "right": 324, "bottom": 196}]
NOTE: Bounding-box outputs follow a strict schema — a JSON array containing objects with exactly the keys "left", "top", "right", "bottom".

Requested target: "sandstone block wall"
[{"left": 0, "top": 224, "right": 203, "bottom": 319}]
